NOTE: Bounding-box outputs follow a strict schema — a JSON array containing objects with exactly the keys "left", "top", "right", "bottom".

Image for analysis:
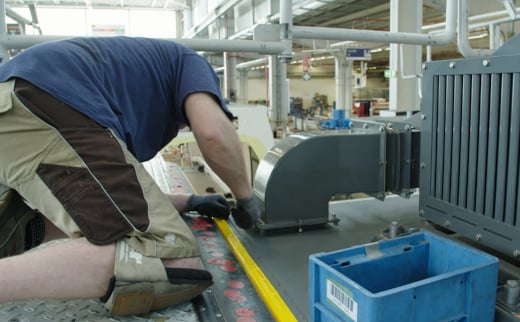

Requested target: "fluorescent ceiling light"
[
  {"left": 294, "top": 8, "right": 309, "bottom": 15},
  {"left": 304, "top": 1, "right": 325, "bottom": 10},
  {"left": 469, "top": 33, "right": 487, "bottom": 40},
  {"left": 499, "top": 0, "right": 517, "bottom": 19}
]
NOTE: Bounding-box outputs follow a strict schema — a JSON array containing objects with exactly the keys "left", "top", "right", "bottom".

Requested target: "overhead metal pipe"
[
  {"left": 457, "top": 0, "right": 495, "bottom": 57},
  {"left": 293, "top": 25, "right": 443, "bottom": 45},
  {"left": 292, "top": 0, "right": 456, "bottom": 46},
  {"left": 5, "top": 6, "right": 42, "bottom": 34},
  {"left": 0, "top": 0, "right": 7, "bottom": 63},
  {"left": 0, "top": 0, "right": 6, "bottom": 36},
  {"left": 470, "top": 15, "right": 520, "bottom": 30},
  {"left": 279, "top": 0, "right": 292, "bottom": 62},
  {"left": 236, "top": 57, "right": 266, "bottom": 69},
  {"left": 0, "top": 35, "right": 288, "bottom": 54},
  {"left": 236, "top": 53, "right": 319, "bottom": 70},
  {"left": 163, "top": 38, "right": 288, "bottom": 54}
]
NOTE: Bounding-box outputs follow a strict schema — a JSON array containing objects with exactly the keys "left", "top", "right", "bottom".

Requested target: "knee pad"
[{"left": 102, "top": 239, "right": 213, "bottom": 316}]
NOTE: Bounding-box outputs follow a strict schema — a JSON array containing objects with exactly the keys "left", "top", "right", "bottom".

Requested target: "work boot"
[{"left": 0, "top": 186, "right": 45, "bottom": 258}]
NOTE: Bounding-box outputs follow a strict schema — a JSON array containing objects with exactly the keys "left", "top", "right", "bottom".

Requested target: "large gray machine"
[
  {"left": 420, "top": 38, "right": 520, "bottom": 261},
  {"left": 420, "top": 34, "right": 520, "bottom": 320}
]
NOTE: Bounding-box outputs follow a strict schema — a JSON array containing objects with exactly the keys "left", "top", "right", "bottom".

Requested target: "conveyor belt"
[{"left": 146, "top": 156, "right": 274, "bottom": 322}]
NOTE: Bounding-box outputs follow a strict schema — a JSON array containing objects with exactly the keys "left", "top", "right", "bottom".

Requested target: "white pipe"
[
  {"left": 0, "top": 0, "right": 8, "bottom": 64},
  {"left": 236, "top": 57, "right": 266, "bottom": 69},
  {"left": 279, "top": 0, "right": 291, "bottom": 26},
  {"left": 458, "top": 0, "right": 495, "bottom": 57},
  {"left": 489, "top": 24, "right": 503, "bottom": 50},
  {"left": 499, "top": 0, "right": 516, "bottom": 19},
  {"left": 293, "top": 0, "right": 456, "bottom": 46},
  {"left": 223, "top": 51, "right": 237, "bottom": 101},
  {"left": 294, "top": 26, "right": 436, "bottom": 45},
  {"left": 279, "top": 0, "right": 292, "bottom": 62},
  {"left": 491, "top": 24, "right": 497, "bottom": 49},
  {"left": 470, "top": 14, "right": 520, "bottom": 30},
  {"left": 5, "top": 6, "right": 41, "bottom": 34},
  {"left": 0, "top": 0, "right": 6, "bottom": 36},
  {"left": 237, "top": 51, "right": 334, "bottom": 70},
  {"left": 0, "top": 35, "right": 71, "bottom": 49},
  {"left": 426, "top": 45, "right": 432, "bottom": 62},
  {"left": 345, "top": 60, "right": 352, "bottom": 117},
  {"left": 333, "top": 52, "right": 349, "bottom": 114},
  {"left": 238, "top": 69, "right": 248, "bottom": 104},
  {"left": 399, "top": 44, "right": 422, "bottom": 80},
  {"left": 0, "top": 35, "right": 288, "bottom": 54},
  {"left": 175, "top": 38, "right": 288, "bottom": 54},
  {"left": 183, "top": 7, "right": 192, "bottom": 36},
  {"left": 397, "top": 43, "right": 423, "bottom": 99}
]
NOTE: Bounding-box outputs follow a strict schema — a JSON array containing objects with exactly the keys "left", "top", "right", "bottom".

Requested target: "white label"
[{"left": 326, "top": 279, "right": 358, "bottom": 322}]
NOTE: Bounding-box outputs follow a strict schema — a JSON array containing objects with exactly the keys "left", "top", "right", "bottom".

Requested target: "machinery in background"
[{"left": 253, "top": 33, "right": 520, "bottom": 321}]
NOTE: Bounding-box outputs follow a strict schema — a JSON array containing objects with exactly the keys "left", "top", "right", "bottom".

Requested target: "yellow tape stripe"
[{"left": 213, "top": 218, "right": 298, "bottom": 322}]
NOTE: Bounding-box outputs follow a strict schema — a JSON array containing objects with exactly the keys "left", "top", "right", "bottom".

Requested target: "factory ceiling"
[{"left": 2, "top": 0, "right": 511, "bottom": 73}]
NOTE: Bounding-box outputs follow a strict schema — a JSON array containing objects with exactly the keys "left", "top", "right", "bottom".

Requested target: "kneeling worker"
[{"left": 0, "top": 36, "right": 260, "bottom": 315}]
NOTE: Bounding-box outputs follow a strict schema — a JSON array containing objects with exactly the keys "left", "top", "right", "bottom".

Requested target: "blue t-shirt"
[{"left": 0, "top": 36, "right": 232, "bottom": 161}]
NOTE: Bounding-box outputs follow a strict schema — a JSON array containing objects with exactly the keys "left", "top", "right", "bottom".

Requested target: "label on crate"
[{"left": 326, "top": 278, "right": 358, "bottom": 321}]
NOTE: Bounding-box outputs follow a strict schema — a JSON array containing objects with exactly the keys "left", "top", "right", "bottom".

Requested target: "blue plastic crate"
[{"left": 309, "top": 231, "right": 498, "bottom": 322}]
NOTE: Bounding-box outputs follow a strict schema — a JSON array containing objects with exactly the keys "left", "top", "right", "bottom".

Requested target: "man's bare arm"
[
  {"left": 184, "top": 93, "right": 252, "bottom": 200},
  {"left": 184, "top": 92, "right": 260, "bottom": 229}
]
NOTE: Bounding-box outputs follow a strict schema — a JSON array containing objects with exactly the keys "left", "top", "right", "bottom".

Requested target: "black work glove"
[
  {"left": 186, "top": 194, "right": 230, "bottom": 219},
  {"left": 231, "top": 195, "right": 261, "bottom": 229}
]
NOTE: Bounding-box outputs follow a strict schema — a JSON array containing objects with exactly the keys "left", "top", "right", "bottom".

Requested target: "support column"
[
  {"left": 237, "top": 69, "right": 249, "bottom": 104},
  {"left": 0, "top": 0, "right": 9, "bottom": 64},
  {"left": 333, "top": 51, "right": 353, "bottom": 117},
  {"left": 388, "top": 0, "right": 422, "bottom": 114},
  {"left": 268, "top": 55, "right": 289, "bottom": 136},
  {"left": 175, "top": 10, "right": 184, "bottom": 38},
  {"left": 224, "top": 52, "right": 238, "bottom": 102},
  {"left": 489, "top": 24, "right": 504, "bottom": 50},
  {"left": 268, "top": 0, "right": 291, "bottom": 136},
  {"left": 183, "top": 12, "right": 192, "bottom": 37},
  {"left": 182, "top": 0, "right": 192, "bottom": 37}
]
